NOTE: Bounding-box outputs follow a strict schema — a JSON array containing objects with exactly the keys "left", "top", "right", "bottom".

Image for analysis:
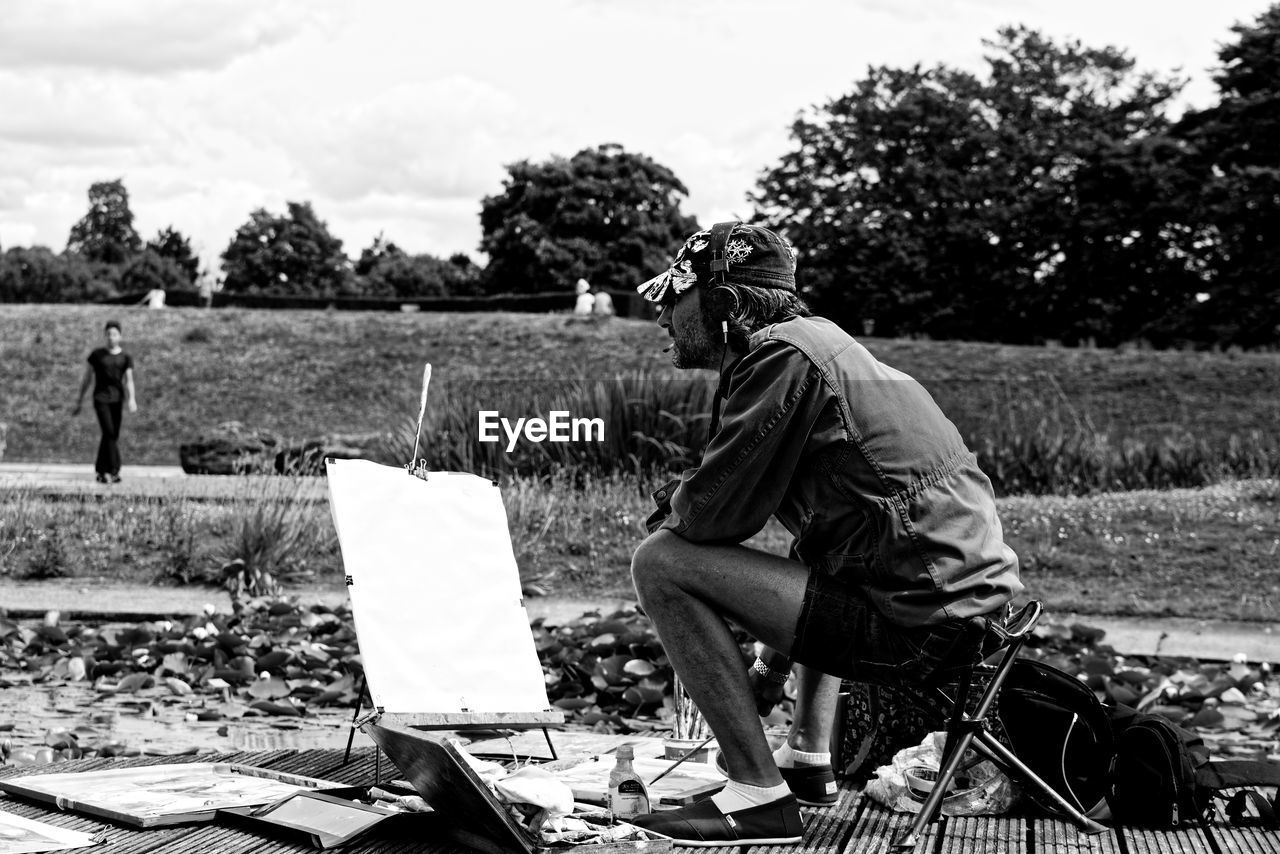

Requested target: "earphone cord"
[{"left": 706, "top": 320, "right": 731, "bottom": 450}]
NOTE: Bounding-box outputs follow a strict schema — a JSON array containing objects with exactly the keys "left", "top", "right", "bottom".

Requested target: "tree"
[
  {"left": 220, "top": 202, "right": 352, "bottom": 296},
  {"left": 120, "top": 250, "right": 191, "bottom": 296},
  {"left": 66, "top": 179, "right": 142, "bottom": 264},
  {"left": 1174, "top": 3, "right": 1280, "bottom": 346},
  {"left": 353, "top": 235, "right": 484, "bottom": 298},
  {"left": 446, "top": 252, "right": 483, "bottom": 296},
  {"left": 354, "top": 233, "right": 404, "bottom": 277},
  {"left": 146, "top": 226, "right": 200, "bottom": 285},
  {"left": 754, "top": 27, "right": 1190, "bottom": 344},
  {"left": 479, "top": 143, "right": 699, "bottom": 294},
  {"left": 0, "top": 247, "right": 116, "bottom": 303}
]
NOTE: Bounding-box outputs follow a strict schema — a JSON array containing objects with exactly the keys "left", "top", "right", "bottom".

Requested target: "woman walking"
[{"left": 72, "top": 319, "right": 138, "bottom": 483}]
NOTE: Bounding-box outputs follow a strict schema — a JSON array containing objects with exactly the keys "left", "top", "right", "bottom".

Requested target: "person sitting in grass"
[{"left": 628, "top": 222, "right": 1023, "bottom": 847}]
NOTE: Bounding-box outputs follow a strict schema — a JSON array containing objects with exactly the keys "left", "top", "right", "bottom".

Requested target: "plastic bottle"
[{"left": 607, "top": 743, "right": 651, "bottom": 821}]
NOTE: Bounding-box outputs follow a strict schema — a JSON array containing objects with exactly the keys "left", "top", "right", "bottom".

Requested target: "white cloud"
[
  {"left": 0, "top": 0, "right": 1272, "bottom": 276},
  {"left": 0, "top": 0, "right": 318, "bottom": 73},
  {"left": 0, "top": 75, "right": 158, "bottom": 148},
  {"left": 323, "top": 193, "right": 485, "bottom": 259},
  {"left": 288, "top": 76, "right": 540, "bottom": 203}
]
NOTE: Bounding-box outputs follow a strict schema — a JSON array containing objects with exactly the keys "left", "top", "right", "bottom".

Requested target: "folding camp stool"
[{"left": 894, "top": 599, "right": 1108, "bottom": 848}]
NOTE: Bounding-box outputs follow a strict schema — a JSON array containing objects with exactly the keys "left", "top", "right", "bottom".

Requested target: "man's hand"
[
  {"left": 748, "top": 668, "right": 788, "bottom": 716},
  {"left": 747, "top": 654, "right": 791, "bottom": 717}
]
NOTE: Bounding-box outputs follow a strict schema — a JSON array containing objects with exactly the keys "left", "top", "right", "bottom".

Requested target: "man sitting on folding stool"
[{"left": 629, "top": 222, "right": 1023, "bottom": 847}]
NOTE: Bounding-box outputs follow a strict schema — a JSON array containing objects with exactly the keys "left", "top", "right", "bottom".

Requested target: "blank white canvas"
[{"left": 326, "top": 459, "right": 552, "bottom": 715}]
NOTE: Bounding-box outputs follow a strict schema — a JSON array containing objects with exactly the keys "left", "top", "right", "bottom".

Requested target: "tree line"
[
  {"left": 756, "top": 15, "right": 1280, "bottom": 348},
  {"left": 1, "top": 7, "right": 1277, "bottom": 347}
]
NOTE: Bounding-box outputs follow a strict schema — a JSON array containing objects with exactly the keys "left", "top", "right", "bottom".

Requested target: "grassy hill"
[
  {"left": 3, "top": 303, "right": 1278, "bottom": 619},
  {"left": 4, "top": 303, "right": 1280, "bottom": 469}
]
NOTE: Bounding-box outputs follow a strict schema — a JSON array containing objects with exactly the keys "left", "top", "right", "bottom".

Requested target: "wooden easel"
[
  {"left": 328, "top": 365, "right": 565, "bottom": 772},
  {"left": 343, "top": 673, "right": 563, "bottom": 765}
]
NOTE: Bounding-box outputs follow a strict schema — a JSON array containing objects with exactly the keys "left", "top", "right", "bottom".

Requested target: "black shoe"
[
  {"left": 715, "top": 753, "right": 838, "bottom": 807},
  {"left": 108, "top": 474, "right": 122, "bottom": 484},
  {"left": 95, "top": 473, "right": 108, "bottom": 483},
  {"left": 629, "top": 795, "right": 804, "bottom": 847}
]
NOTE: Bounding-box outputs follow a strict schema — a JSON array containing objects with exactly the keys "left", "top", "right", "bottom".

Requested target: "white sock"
[
  {"left": 774, "top": 743, "right": 831, "bottom": 768},
  {"left": 711, "top": 780, "right": 791, "bottom": 813}
]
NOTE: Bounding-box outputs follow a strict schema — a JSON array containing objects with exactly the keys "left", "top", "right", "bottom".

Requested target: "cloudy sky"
[{"left": 0, "top": 0, "right": 1271, "bottom": 278}]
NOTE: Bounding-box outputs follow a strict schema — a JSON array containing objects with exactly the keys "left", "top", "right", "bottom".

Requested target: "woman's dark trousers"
[{"left": 92, "top": 400, "right": 123, "bottom": 476}]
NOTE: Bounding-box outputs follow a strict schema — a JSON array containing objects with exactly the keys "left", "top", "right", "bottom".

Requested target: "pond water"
[
  {"left": 0, "top": 678, "right": 379, "bottom": 763},
  {"left": 1, "top": 599, "right": 634, "bottom": 765}
]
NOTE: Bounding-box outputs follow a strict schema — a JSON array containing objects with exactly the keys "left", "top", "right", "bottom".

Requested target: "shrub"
[
  {"left": 0, "top": 486, "right": 36, "bottom": 574},
  {"left": 0, "top": 247, "right": 116, "bottom": 303},
  {"left": 158, "top": 501, "right": 205, "bottom": 584},
  {"left": 24, "top": 525, "right": 69, "bottom": 579},
  {"left": 213, "top": 478, "right": 338, "bottom": 598},
  {"left": 120, "top": 250, "right": 191, "bottom": 295}
]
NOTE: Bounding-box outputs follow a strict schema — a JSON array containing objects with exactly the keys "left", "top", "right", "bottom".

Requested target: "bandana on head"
[
  {"left": 636, "top": 229, "right": 710, "bottom": 304},
  {"left": 636, "top": 224, "right": 796, "bottom": 303}
]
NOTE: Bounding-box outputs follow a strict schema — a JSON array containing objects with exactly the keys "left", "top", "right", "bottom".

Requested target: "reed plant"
[
  {"left": 3, "top": 473, "right": 1277, "bottom": 619},
  {"left": 374, "top": 369, "right": 1280, "bottom": 497},
  {"left": 972, "top": 425, "right": 1280, "bottom": 496},
  {"left": 211, "top": 477, "right": 339, "bottom": 592},
  {"left": 500, "top": 469, "right": 650, "bottom": 595},
  {"left": 0, "top": 484, "right": 37, "bottom": 569},
  {"left": 0, "top": 478, "right": 341, "bottom": 588},
  {"left": 378, "top": 372, "right": 715, "bottom": 479}
]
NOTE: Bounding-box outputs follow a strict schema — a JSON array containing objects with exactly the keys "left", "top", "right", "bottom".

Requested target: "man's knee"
[{"left": 631, "top": 529, "right": 687, "bottom": 595}]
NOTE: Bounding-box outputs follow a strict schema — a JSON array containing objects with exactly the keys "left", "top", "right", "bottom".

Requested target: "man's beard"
[{"left": 669, "top": 316, "right": 723, "bottom": 369}]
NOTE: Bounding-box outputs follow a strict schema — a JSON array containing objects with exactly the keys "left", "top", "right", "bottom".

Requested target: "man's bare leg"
[
  {"left": 788, "top": 665, "right": 841, "bottom": 756},
  {"left": 630, "top": 530, "right": 812, "bottom": 787}
]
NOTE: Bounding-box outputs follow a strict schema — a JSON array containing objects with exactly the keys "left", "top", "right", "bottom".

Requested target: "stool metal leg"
[
  {"left": 970, "top": 731, "right": 1108, "bottom": 835},
  {"left": 894, "top": 723, "right": 984, "bottom": 849},
  {"left": 893, "top": 639, "right": 1108, "bottom": 849},
  {"left": 895, "top": 638, "right": 1025, "bottom": 849}
]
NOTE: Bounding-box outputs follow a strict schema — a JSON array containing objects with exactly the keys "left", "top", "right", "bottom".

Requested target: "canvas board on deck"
[
  {"left": 362, "top": 721, "right": 673, "bottom": 854},
  {"left": 0, "top": 809, "right": 98, "bottom": 854},
  {"left": 325, "top": 459, "right": 559, "bottom": 724},
  {"left": 0, "top": 764, "right": 346, "bottom": 828}
]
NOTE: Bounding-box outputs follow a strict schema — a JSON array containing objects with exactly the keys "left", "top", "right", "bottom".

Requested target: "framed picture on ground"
[
  {"left": 0, "top": 763, "right": 346, "bottom": 828},
  {"left": 0, "top": 809, "right": 98, "bottom": 854}
]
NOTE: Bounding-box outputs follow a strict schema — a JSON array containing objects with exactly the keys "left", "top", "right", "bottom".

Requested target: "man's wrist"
[{"left": 751, "top": 657, "right": 790, "bottom": 685}]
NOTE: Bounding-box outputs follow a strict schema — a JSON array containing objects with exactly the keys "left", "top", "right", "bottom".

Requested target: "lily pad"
[{"left": 248, "top": 675, "right": 292, "bottom": 700}]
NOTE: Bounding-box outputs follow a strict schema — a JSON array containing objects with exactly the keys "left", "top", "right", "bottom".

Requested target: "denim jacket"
[{"left": 651, "top": 316, "right": 1022, "bottom": 627}]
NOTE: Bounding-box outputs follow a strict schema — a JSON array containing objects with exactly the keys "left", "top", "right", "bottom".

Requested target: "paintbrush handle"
[
  {"left": 410, "top": 363, "right": 432, "bottom": 469},
  {"left": 646, "top": 734, "right": 717, "bottom": 787}
]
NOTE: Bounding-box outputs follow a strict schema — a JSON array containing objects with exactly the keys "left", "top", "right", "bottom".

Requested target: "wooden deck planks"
[
  {"left": 741, "top": 791, "right": 864, "bottom": 854},
  {"left": 1203, "top": 825, "right": 1280, "bottom": 854},
  {"left": 3, "top": 750, "right": 1280, "bottom": 853},
  {"left": 843, "top": 800, "right": 944, "bottom": 854},
  {"left": 1030, "top": 817, "right": 1122, "bottom": 854},
  {"left": 800, "top": 793, "right": 865, "bottom": 854},
  {"left": 249, "top": 746, "right": 378, "bottom": 783},
  {"left": 939, "top": 814, "right": 1027, "bottom": 854},
  {"left": 1121, "top": 825, "right": 1216, "bottom": 854}
]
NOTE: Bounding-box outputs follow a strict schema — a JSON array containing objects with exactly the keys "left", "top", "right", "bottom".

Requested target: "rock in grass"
[{"left": 179, "top": 421, "right": 283, "bottom": 475}]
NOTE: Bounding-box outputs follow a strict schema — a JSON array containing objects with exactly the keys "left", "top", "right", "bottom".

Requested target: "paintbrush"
[
  {"left": 646, "top": 733, "right": 717, "bottom": 787},
  {"left": 409, "top": 363, "right": 432, "bottom": 471}
]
